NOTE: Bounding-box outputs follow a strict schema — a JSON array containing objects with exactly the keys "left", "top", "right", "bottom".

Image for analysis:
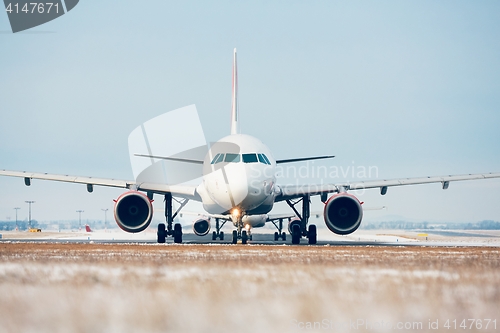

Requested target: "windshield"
[
  {"left": 242, "top": 153, "right": 258, "bottom": 163},
  {"left": 224, "top": 153, "right": 240, "bottom": 163},
  {"left": 211, "top": 152, "right": 271, "bottom": 164}
]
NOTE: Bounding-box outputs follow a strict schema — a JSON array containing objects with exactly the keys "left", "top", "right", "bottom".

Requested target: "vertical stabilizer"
[{"left": 230, "top": 48, "right": 239, "bottom": 135}]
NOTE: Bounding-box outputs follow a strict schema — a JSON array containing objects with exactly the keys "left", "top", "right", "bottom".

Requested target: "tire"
[
  {"left": 212, "top": 231, "right": 217, "bottom": 240},
  {"left": 281, "top": 232, "right": 286, "bottom": 241},
  {"left": 157, "top": 223, "right": 166, "bottom": 243},
  {"left": 274, "top": 232, "right": 279, "bottom": 241},
  {"left": 308, "top": 224, "right": 317, "bottom": 245},
  {"left": 220, "top": 231, "right": 224, "bottom": 241},
  {"left": 242, "top": 230, "right": 248, "bottom": 244},
  {"left": 173, "top": 223, "right": 182, "bottom": 243},
  {"left": 292, "top": 224, "right": 301, "bottom": 245},
  {"left": 232, "top": 230, "right": 238, "bottom": 244}
]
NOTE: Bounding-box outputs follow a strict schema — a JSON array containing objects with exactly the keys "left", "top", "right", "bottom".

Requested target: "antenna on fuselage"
[{"left": 230, "top": 48, "right": 239, "bottom": 135}]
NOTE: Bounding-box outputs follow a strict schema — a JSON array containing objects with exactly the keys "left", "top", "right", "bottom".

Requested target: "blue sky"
[{"left": 0, "top": 1, "right": 499, "bottom": 223}]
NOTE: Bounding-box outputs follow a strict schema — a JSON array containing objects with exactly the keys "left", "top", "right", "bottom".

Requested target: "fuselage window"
[
  {"left": 261, "top": 154, "right": 271, "bottom": 165},
  {"left": 211, "top": 154, "right": 221, "bottom": 164},
  {"left": 242, "top": 153, "right": 258, "bottom": 163},
  {"left": 224, "top": 153, "right": 240, "bottom": 163}
]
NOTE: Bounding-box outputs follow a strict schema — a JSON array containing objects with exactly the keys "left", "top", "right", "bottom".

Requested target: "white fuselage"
[{"left": 196, "top": 134, "right": 277, "bottom": 227}]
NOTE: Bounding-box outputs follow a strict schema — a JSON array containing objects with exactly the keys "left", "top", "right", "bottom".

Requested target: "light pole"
[
  {"left": 25, "top": 201, "right": 35, "bottom": 230},
  {"left": 101, "top": 208, "right": 109, "bottom": 231},
  {"left": 14, "top": 207, "right": 20, "bottom": 231},
  {"left": 76, "top": 210, "right": 84, "bottom": 230}
]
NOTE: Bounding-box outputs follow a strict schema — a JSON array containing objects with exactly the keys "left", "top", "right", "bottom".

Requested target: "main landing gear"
[
  {"left": 157, "top": 193, "right": 189, "bottom": 244},
  {"left": 212, "top": 218, "right": 226, "bottom": 241},
  {"left": 286, "top": 195, "right": 317, "bottom": 245},
  {"left": 271, "top": 218, "right": 287, "bottom": 241}
]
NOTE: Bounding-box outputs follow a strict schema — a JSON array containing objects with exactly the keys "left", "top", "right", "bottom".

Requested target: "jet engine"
[
  {"left": 288, "top": 217, "right": 302, "bottom": 234},
  {"left": 193, "top": 218, "right": 211, "bottom": 236},
  {"left": 323, "top": 193, "right": 363, "bottom": 235},
  {"left": 114, "top": 191, "right": 153, "bottom": 233}
]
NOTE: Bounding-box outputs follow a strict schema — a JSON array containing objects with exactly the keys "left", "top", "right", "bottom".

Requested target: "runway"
[{"left": 1, "top": 228, "right": 499, "bottom": 247}]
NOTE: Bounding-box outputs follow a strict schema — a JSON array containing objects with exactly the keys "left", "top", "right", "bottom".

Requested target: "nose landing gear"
[
  {"left": 231, "top": 216, "right": 251, "bottom": 244},
  {"left": 232, "top": 229, "right": 251, "bottom": 244}
]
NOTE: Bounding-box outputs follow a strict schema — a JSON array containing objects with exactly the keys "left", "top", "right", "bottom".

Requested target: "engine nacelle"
[
  {"left": 324, "top": 193, "right": 363, "bottom": 235},
  {"left": 288, "top": 217, "right": 302, "bottom": 235},
  {"left": 193, "top": 218, "right": 211, "bottom": 236},
  {"left": 114, "top": 191, "right": 153, "bottom": 233}
]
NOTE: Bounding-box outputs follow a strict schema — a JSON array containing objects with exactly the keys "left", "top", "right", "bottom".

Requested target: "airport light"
[
  {"left": 76, "top": 210, "right": 84, "bottom": 230},
  {"left": 102, "top": 208, "right": 109, "bottom": 231},
  {"left": 14, "top": 207, "right": 20, "bottom": 231},
  {"left": 25, "top": 201, "right": 35, "bottom": 230}
]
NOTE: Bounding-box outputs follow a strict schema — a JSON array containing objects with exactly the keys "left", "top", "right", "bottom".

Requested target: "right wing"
[
  {"left": 134, "top": 154, "right": 204, "bottom": 164},
  {"left": 0, "top": 169, "right": 200, "bottom": 200}
]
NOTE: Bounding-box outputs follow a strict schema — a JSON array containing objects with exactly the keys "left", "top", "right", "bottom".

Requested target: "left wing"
[
  {"left": 0, "top": 169, "right": 200, "bottom": 200},
  {"left": 276, "top": 155, "right": 335, "bottom": 164},
  {"left": 275, "top": 172, "right": 500, "bottom": 201},
  {"left": 266, "top": 213, "right": 297, "bottom": 221}
]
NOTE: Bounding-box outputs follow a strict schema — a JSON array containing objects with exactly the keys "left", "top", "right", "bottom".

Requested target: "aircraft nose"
[
  {"left": 241, "top": 180, "right": 269, "bottom": 207},
  {"left": 205, "top": 163, "right": 272, "bottom": 212},
  {"left": 214, "top": 177, "right": 267, "bottom": 211}
]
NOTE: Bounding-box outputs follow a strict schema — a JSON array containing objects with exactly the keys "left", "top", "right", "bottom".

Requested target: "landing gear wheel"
[
  {"left": 281, "top": 232, "right": 286, "bottom": 241},
  {"left": 291, "top": 224, "right": 301, "bottom": 245},
  {"left": 241, "top": 230, "right": 248, "bottom": 244},
  {"left": 157, "top": 223, "right": 166, "bottom": 243},
  {"left": 232, "top": 230, "right": 238, "bottom": 244},
  {"left": 308, "top": 224, "right": 317, "bottom": 245},
  {"left": 173, "top": 223, "right": 183, "bottom": 243},
  {"left": 212, "top": 231, "right": 217, "bottom": 241},
  {"left": 274, "top": 232, "right": 279, "bottom": 241},
  {"left": 220, "top": 231, "right": 224, "bottom": 241}
]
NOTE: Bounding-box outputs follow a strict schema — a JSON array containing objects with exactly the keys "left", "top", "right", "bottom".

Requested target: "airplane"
[{"left": 1, "top": 49, "right": 500, "bottom": 245}]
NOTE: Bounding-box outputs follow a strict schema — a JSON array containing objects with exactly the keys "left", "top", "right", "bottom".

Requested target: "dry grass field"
[{"left": 0, "top": 243, "right": 498, "bottom": 332}]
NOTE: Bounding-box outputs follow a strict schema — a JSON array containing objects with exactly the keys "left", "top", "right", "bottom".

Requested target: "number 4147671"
[
  {"left": 5, "top": 3, "right": 59, "bottom": 14},
  {"left": 444, "top": 319, "right": 496, "bottom": 330}
]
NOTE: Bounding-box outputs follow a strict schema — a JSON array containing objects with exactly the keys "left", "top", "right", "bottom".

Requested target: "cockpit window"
[
  {"left": 210, "top": 154, "right": 221, "bottom": 164},
  {"left": 242, "top": 153, "right": 258, "bottom": 163},
  {"left": 215, "top": 154, "right": 224, "bottom": 164},
  {"left": 210, "top": 154, "right": 224, "bottom": 164},
  {"left": 257, "top": 154, "right": 267, "bottom": 165},
  {"left": 224, "top": 153, "right": 240, "bottom": 163},
  {"left": 213, "top": 153, "right": 271, "bottom": 164}
]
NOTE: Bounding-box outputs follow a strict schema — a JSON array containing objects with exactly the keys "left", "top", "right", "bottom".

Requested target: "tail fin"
[
  {"left": 230, "top": 48, "right": 239, "bottom": 135},
  {"left": 85, "top": 224, "right": 92, "bottom": 232}
]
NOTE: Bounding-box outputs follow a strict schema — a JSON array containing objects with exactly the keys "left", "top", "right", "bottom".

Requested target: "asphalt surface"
[{"left": 1, "top": 231, "right": 499, "bottom": 247}]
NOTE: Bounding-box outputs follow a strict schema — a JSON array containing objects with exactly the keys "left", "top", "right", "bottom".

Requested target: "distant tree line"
[
  {"left": 0, "top": 220, "right": 38, "bottom": 231},
  {"left": 0, "top": 219, "right": 117, "bottom": 231},
  {"left": 1, "top": 219, "right": 499, "bottom": 232},
  {"left": 361, "top": 220, "right": 500, "bottom": 230}
]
